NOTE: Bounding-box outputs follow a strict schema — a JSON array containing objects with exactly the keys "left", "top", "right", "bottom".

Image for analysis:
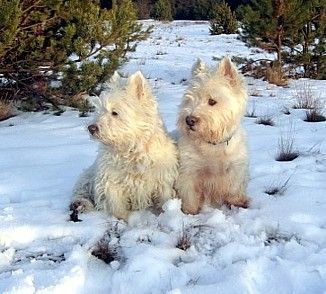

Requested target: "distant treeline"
[{"left": 100, "top": 0, "right": 246, "bottom": 19}]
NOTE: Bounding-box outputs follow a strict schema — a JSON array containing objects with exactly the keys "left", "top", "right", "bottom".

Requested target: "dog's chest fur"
[
  {"left": 179, "top": 131, "right": 247, "bottom": 203},
  {"left": 94, "top": 142, "right": 177, "bottom": 210},
  {"left": 195, "top": 148, "right": 237, "bottom": 203},
  {"left": 96, "top": 151, "right": 155, "bottom": 203}
]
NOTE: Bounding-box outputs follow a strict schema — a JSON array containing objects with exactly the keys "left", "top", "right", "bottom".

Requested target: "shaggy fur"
[
  {"left": 176, "top": 57, "right": 250, "bottom": 214},
  {"left": 71, "top": 71, "right": 178, "bottom": 220}
]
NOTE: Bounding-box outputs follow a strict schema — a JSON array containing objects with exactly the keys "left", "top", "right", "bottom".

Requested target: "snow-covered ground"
[{"left": 1, "top": 21, "right": 326, "bottom": 293}]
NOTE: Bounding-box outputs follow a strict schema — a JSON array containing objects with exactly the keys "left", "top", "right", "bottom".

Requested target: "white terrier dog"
[
  {"left": 70, "top": 71, "right": 178, "bottom": 220},
  {"left": 176, "top": 57, "right": 250, "bottom": 214}
]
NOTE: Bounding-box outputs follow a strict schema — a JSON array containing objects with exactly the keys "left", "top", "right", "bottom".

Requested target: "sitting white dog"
[
  {"left": 70, "top": 72, "right": 178, "bottom": 220},
  {"left": 176, "top": 57, "right": 250, "bottom": 214}
]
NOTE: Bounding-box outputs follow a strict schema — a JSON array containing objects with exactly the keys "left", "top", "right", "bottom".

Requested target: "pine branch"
[
  {"left": 19, "top": 16, "right": 59, "bottom": 32},
  {"left": 21, "top": 0, "right": 43, "bottom": 15}
]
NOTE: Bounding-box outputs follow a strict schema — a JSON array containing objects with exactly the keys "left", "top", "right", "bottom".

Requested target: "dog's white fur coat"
[{"left": 72, "top": 72, "right": 178, "bottom": 220}]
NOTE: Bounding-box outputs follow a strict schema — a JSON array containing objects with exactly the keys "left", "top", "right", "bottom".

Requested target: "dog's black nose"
[
  {"left": 88, "top": 124, "right": 99, "bottom": 135},
  {"left": 186, "top": 115, "right": 199, "bottom": 127}
]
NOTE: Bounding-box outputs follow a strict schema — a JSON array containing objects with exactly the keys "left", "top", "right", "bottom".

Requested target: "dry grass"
[
  {"left": 175, "top": 36, "right": 184, "bottom": 42},
  {"left": 256, "top": 116, "right": 275, "bottom": 126},
  {"left": 245, "top": 101, "right": 257, "bottom": 118},
  {"left": 176, "top": 230, "right": 191, "bottom": 251},
  {"left": 264, "top": 176, "right": 291, "bottom": 196},
  {"left": 275, "top": 125, "right": 299, "bottom": 162},
  {"left": 0, "top": 100, "right": 14, "bottom": 121},
  {"left": 292, "top": 84, "right": 326, "bottom": 122},
  {"left": 266, "top": 65, "right": 288, "bottom": 86},
  {"left": 13, "top": 252, "right": 65, "bottom": 265},
  {"left": 305, "top": 108, "right": 326, "bottom": 122},
  {"left": 156, "top": 50, "right": 167, "bottom": 55},
  {"left": 90, "top": 224, "right": 122, "bottom": 264},
  {"left": 293, "top": 82, "right": 318, "bottom": 109},
  {"left": 264, "top": 231, "right": 300, "bottom": 246},
  {"left": 91, "top": 240, "right": 118, "bottom": 264},
  {"left": 249, "top": 88, "right": 262, "bottom": 97},
  {"left": 282, "top": 106, "right": 291, "bottom": 115}
]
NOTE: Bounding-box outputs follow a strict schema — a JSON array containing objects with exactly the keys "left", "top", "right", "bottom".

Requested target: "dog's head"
[
  {"left": 178, "top": 57, "right": 247, "bottom": 144},
  {"left": 87, "top": 71, "right": 163, "bottom": 150}
]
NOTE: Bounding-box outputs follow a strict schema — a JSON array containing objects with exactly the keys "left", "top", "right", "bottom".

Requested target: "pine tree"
[
  {"left": 0, "top": 0, "right": 151, "bottom": 111},
  {"left": 152, "top": 0, "right": 173, "bottom": 21},
  {"left": 134, "top": 0, "right": 152, "bottom": 19},
  {"left": 238, "top": 0, "right": 306, "bottom": 68},
  {"left": 238, "top": 0, "right": 325, "bottom": 79},
  {"left": 193, "top": 0, "right": 216, "bottom": 20},
  {"left": 287, "top": 0, "right": 325, "bottom": 78},
  {"left": 210, "top": 1, "right": 238, "bottom": 35}
]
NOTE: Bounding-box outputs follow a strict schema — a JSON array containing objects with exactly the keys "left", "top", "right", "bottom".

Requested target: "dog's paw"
[
  {"left": 226, "top": 196, "right": 250, "bottom": 209},
  {"left": 69, "top": 199, "right": 94, "bottom": 213},
  {"left": 69, "top": 209, "right": 82, "bottom": 222},
  {"left": 181, "top": 205, "right": 201, "bottom": 215},
  {"left": 69, "top": 199, "right": 95, "bottom": 222}
]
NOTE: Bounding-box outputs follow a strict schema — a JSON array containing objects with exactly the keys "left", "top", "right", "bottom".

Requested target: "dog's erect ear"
[
  {"left": 87, "top": 95, "right": 102, "bottom": 110},
  {"left": 217, "top": 57, "right": 241, "bottom": 86},
  {"left": 191, "top": 58, "right": 208, "bottom": 77},
  {"left": 127, "top": 71, "right": 151, "bottom": 100},
  {"left": 103, "top": 71, "right": 121, "bottom": 92},
  {"left": 109, "top": 71, "right": 121, "bottom": 88}
]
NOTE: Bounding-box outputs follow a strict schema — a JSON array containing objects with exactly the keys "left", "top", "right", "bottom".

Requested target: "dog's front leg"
[
  {"left": 70, "top": 164, "right": 96, "bottom": 213},
  {"left": 156, "top": 182, "right": 176, "bottom": 209},
  {"left": 177, "top": 174, "right": 203, "bottom": 215},
  {"left": 223, "top": 163, "right": 250, "bottom": 208},
  {"left": 105, "top": 194, "right": 130, "bottom": 221}
]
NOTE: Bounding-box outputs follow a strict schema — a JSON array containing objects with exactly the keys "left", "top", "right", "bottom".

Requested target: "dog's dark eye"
[
  {"left": 111, "top": 111, "right": 118, "bottom": 116},
  {"left": 208, "top": 98, "right": 217, "bottom": 106}
]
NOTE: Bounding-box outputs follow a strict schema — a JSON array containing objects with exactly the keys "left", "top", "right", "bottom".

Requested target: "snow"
[{"left": 1, "top": 21, "right": 326, "bottom": 293}]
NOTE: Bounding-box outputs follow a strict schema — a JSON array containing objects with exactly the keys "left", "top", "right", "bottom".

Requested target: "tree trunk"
[
  {"left": 302, "top": 23, "right": 312, "bottom": 78},
  {"left": 276, "top": 28, "right": 282, "bottom": 67}
]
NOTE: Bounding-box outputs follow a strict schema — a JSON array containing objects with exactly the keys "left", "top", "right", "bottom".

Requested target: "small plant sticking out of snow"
[
  {"left": 282, "top": 106, "right": 291, "bottom": 115},
  {"left": 264, "top": 176, "right": 291, "bottom": 196},
  {"left": 53, "top": 109, "right": 65, "bottom": 116},
  {"left": 176, "top": 230, "right": 191, "bottom": 251},
  {"left": 264, "top": 231, "right": 300, "bottom": 246},
  {"left": 249, "top": 88, "right": 261, "bottom": 97},
  {"left": 13, "top": 252, "right": 66, "bottom": 266},
  {"left": 292, "top": 84, "right": 326, "bottom": 122},
  {"left": 256, "top": 116, "right": 274, "bottom": 126},
  {"left": 91, "top": 240, "right": 118, "bottom": 264},
  {"left": 305, "top": 108, "right": 326, "bottom": 122},
  {"left": 292, "top": 82, "right": 317, "bottom": 109},
  {"left": 91, "top": 225, "right": 122, "bottom": 265},
  {"left": 156, "top": 50, "right": 167, "bottom": 55},
  {"left": 245, "top": 101, "right": 257, "bottom": 118},
  {"left": 275, "top": 125, "right": 299, "bottom": 162},
  {"left": 79, "top": 111, "right": 89, "bottom": 118}
]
